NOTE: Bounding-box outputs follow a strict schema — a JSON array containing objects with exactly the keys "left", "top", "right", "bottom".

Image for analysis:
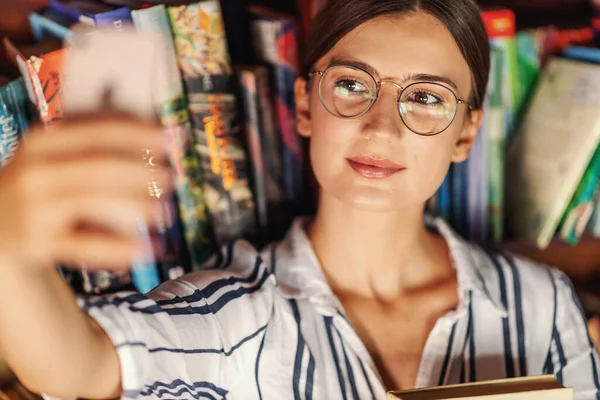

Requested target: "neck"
[{"left": 308, "top": 192, "right": 448, "bottom": 301}]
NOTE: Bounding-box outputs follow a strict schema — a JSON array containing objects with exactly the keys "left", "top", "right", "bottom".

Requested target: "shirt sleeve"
[
  {"left": 42, "top": 239, "right": 273, "bottom": 400},
  {"left": 91, "top": 275, "right": 229, "bottom": 399},
  {"left": 545, "top": 270, "right": 600, "bottom": 399},
  {"left": 41, "top": 273, "right": 228, "bottom": 400}
]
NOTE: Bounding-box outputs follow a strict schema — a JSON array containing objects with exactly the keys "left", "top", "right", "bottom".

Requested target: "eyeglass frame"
[{"left": 307, "top": 64, "right": 473, "bottom": 137}]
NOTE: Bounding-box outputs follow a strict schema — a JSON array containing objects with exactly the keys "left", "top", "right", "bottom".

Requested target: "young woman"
[{"left": 0, "top": 0, "right": 598, "bottom": 399}]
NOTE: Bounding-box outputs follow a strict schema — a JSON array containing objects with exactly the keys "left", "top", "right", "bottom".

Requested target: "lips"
[{"left": 346, "top": 155, "right": 405, "bottom": 179}]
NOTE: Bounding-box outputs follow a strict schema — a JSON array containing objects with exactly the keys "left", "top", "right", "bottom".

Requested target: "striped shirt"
[{"left": 47, "top": 216, "right": 600, "bottom": 400}]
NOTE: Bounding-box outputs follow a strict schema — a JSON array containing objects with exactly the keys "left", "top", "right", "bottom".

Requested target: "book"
[
  {"left": 249, "top": 6, "right": 305, "bottom": 208},
  {"left": 48, "top": 0, "right": 133, "bottom": 29},
  {"left": 486, "top": 47, "right": 506, "bottom": 243},
  {"left": 0, "top": 79, "right": 32, "bottom": 169},
  {"left": 3, "top": 38, "right": 66, "bottom": 127},
  {"left": 131, "top": 3, "right": 199, "bottom": 279},
  {"left": 558, "top": 144, "right": 600, "bottom": 244},
  {"left": 168, "top": 0, "right": 257, "bottom": 248},
  {"left": 506, "top": 57, "right": 600, "bottom": 248},
  {"left": 563, "top": 45, "right": 600, "bottom": 64},
  {"left": 388, "top": 375, "right": 572, "bottom": 399},
  {"left": 29, "top": 10, "right": 74, "bottom": 42},
  {"left": 237, "top": 67, "right": 269, "bottom": 233},
  {"left": 587, "top": 194, "right": 600, "bottom": 237},
  {"left": 481, "top": 9, "right": 522, "bottom": 141}
]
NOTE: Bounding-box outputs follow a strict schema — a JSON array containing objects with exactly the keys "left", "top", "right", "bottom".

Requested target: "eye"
[
  {"left": 334, "top": 77, "right": 370, "bottom": 96},
  {"left": 407, "top": 90, "right": 443, "bottom": 106}
]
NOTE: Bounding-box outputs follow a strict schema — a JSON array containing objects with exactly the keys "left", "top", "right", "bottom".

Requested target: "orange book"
[{"left": 3, "top": 37, "right": 66, "bottom": 126}]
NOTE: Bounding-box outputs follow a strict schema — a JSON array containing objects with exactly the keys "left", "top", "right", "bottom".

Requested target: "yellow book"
[{"left": 387, "top": 375, "right": 572, "bottom": 399}]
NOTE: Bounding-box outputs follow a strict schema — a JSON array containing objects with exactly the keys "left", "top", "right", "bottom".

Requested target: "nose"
[{"left": 359, "top": 81, "right": 406, "bottom": 142}]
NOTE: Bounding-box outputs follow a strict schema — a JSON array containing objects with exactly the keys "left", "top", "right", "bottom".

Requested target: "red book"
[{"left": 3, "top": 37, "right": 65, "bottom": 126}]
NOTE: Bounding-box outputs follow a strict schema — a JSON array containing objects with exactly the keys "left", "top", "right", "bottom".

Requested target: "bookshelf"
[
  {"left": 0, "top": 0, "right": 599, "bottom": 398},
  {"left": 0, "top": 1, "right": 599, "bottom": 290}
]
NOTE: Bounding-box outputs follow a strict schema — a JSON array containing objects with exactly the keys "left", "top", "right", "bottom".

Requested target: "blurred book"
[
  {"left": 0, "top": 79, "right": 33, "bottom": 169},
  {"left": 481, "top": 8, "right": 522, "bottom": 141},
  {"left": 586, "top": 190, "right": 600, "bottom": 237},
  {"left": 29, "top": 9, "right": 74, "bottom": 42},
  {"left": 388, "top": 375, "right": 572, "bottom": 399},
  {"left": 47, "top": 0, "right": 133, "bottom": 28},
  {"left": 2, "top": 37, "right": 66, "bottom": 127},
  {"left": 131, "top": 3, "right": 198, "bottom": 277},
  {"left": 168, "top": 0, "right": 257, "bottom": 250},
  {"left": 506, "top": 57, "right": 600, "bottom": 249},
  {"left": 249, "top": 5, "right": 305, "bottom": 209},
  {"left": 558, "top": 144, "right": 600, "bottom": 245}
]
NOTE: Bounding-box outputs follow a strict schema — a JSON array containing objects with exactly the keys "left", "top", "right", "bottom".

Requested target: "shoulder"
[
  {"left": 467, "top": 241, "right": 563, "bottom": 305},
  {"left": 148, "top": 239, "right": 279, "bottom": 317},
  {"left": 464, "top": 240, "right": 583, "bottom": 327}
]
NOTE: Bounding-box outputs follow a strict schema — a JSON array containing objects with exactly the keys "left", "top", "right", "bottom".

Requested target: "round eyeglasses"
[{"left": 308, "top": 65, "right": 472, "bottom": 136}]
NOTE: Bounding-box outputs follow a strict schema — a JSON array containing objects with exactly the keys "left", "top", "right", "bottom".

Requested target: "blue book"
[
  {"left": 29, "top": 10, "right": 74, "bottom": 42},
  {"left": 563, "top": 46, "right": 600, "bottom": 64},
  {"left": 0, "top": 79, "right": 33, "bottom": 169},
  {"left": 48, "top": 0, "right": 132, "bottom": 29},
  {"left": 437, "top": 171, "right": 452, "bottom": 222}
]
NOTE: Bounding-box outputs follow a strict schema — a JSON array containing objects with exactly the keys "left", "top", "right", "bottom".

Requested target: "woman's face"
[{"left": 295, "top": 12, "right": 483, "bottom": 213}]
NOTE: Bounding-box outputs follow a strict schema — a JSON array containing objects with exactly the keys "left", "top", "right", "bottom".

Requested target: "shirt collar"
[{"left": 268, "top": 215, "right": 507, "bottom": 316}]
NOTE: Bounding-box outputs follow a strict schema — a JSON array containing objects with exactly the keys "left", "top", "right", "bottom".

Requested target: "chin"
[{"left": 333, "top": 186, "right": 418, "bottom": 213}]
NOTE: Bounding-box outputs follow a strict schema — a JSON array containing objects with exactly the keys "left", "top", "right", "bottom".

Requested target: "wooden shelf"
[{"left": 502, "top": 234, "right": 600, "bottom": 283}]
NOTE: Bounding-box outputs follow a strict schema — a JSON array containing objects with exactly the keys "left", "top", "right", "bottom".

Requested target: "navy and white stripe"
[{"left": 45, "top": 216, "right": 600, "bottom": 400}]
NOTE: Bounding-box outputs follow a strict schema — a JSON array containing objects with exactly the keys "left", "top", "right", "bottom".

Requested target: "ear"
[
  {"left": 451, "top": 108, "right": 484, "bottom": 163},
  {"left": 294, "top": 77, "right": 312, "bottom": 138}
]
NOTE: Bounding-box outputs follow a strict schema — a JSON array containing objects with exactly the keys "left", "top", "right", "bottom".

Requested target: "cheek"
[
  {"left": 308, "top": 99, "right": 355, "bottom": 171},
  {"left": 408, "top": 134, "right": 456, "bottom": 194}
]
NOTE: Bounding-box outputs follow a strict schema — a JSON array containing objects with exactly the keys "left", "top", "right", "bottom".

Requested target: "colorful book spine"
[
  {"left": 254, "top": 67, "right": 285, "bottom": 207},
  {"left": 48, "top": 0, "right": 133, "bottom": 29},
  {"left": 437, "top": 172, "right": 452, "bottom": 222},
  {"left": 559, "top": 144, "right": 600, "bottom": 244},
  {"left": 250, "top": 7, "right": 304, "bottom": 207},
  {"left": 3, "top": 37, "right": 66, "bottom": 126},
  {"left": 0, "top": 79, "right": 31, "bottom": 168},
  {"left": 481, "top": 9, "right": 521, "bottom": 142},
  {"left": 238, "top": 68, "right": 268, "bottom": 233},
  {"left": 168, "top": 1, "right": 256, "bottom": 247},
  {"left": 476, "top": 97, "right": 490, "bottom": 242},
  {"left": 451, "top": 161, "right": 467, "bottom": 237},
  {"left": 564, "top": 45, "right": 600, "bottom": 64},
  {"left": 29, "top": 11, "right": 74, "bottom": 42},
  {"left": 587, "top": 194, "right": 600, "bottom": 237},
  {"left": 466, "top": 99, "right": 489, "bottom": 243},
  {"left": 131, "top": 4, "right": 201, "bottom": 274},
  {"left": 487, "top": 47, "right": 505, "bottom": 243}
]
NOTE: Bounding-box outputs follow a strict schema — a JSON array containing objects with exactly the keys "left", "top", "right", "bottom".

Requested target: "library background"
[{"left": 1, "top": 0, "right": 600, "bottom": 398}]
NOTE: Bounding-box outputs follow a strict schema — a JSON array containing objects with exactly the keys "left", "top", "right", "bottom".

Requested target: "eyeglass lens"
[{"left": 318, "top": 65, "right": 459, "bottom": 135}]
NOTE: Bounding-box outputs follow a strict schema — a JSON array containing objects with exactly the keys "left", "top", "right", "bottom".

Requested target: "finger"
[
  {"left": 25, "top": 117, "right": 169, "bottom": 161},
  {"left": 35, "top": 156, "right": 173, "bottom": 198},
  {"left": 59, "top": 194, "right": 165, "bottom": 236},
  {"left": 54, "top": 231, "right": 142, "bottom": 270}
]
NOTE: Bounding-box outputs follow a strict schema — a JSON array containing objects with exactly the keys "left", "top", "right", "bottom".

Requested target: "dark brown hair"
[{"left": 301, "top": 0, "right": 490, "bottom": 109}]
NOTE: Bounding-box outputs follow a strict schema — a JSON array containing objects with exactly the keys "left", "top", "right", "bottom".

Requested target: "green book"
[
  {"left": 132, "top": 4, "right": 215, "bottom": 269},
  {"left": 558, "top": 144, "right": 600, "bottom": 244}
]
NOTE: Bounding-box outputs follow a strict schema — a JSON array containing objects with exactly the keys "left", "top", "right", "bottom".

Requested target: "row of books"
[
  {"left": 0, "top": 0, "right": 309, "bottom": 294},
  {"left": 2, "top": 0, "right": 599, "bottom": 294},
  {"left": 427, "top": 8, "right": 600, "bottom": 250}
]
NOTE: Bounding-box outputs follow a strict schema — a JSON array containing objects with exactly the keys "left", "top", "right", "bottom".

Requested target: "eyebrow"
[{"left": 327, "top": 57, "right": 460, "bottom": 92}]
